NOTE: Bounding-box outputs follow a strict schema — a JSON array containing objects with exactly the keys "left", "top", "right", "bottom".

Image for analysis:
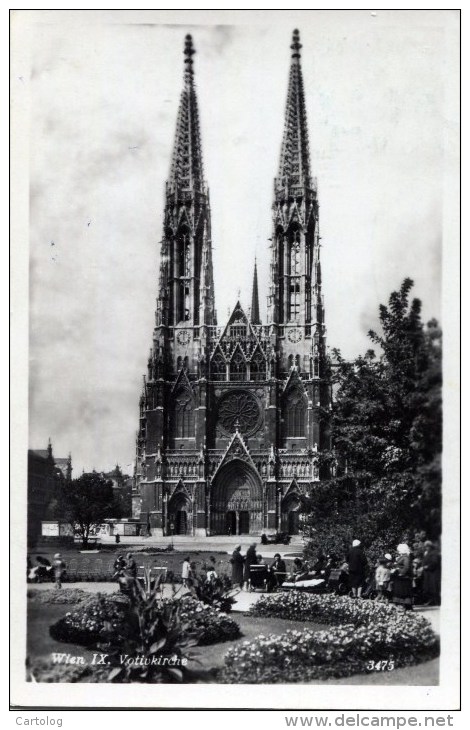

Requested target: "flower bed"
[
  {"left": 49, "top": 593, "right": 240, "bottom": 648},
  {"left": 27, "top": 588, "right": 90, "bottom": 605},
  {"left": 174, "top": 596, "right": 240, "bottom": 645},
  {"left": 220, "top": 593, "right": 439, "bottom": 683}
]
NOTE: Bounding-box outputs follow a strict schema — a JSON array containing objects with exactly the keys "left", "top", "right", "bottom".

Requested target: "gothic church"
[{"left": 133, "top": 30, "right": 330, "bottom": 537}]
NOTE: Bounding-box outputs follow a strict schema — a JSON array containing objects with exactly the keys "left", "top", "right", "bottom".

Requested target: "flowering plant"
[{"left": 220, "top": 593, "right": 438, "bottom": 683}]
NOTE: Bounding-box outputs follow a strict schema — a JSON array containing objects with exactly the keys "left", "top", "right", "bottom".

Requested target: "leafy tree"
[
  {"left": 303, "top": 279, "right": 442, "bottom": 562},
  {"left": 56, "top": 471, "right": 122, "bottom": 547}
]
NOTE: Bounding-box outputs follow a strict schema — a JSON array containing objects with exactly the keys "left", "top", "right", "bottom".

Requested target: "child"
[
  {"left": 206, "top": 556, "right": 218, "bottom": 582},
  {"left": 375, "top": 558, "right": 391, "bottom": 601}
]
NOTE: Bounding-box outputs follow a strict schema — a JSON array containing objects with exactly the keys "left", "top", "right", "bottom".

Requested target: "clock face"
[
  {"left": 176, "top": 330, "right": 191, "bottom": 346},
  {"left": 287, "top": 328, "right": 302, "bottom": 343}
]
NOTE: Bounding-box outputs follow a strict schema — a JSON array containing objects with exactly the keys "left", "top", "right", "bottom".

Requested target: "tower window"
[
  {"left": 289, "top": 278, "right": 300, "bottom": 319},
  {"left": 172, "top": 390, "right": 195, "bottom": 438}
]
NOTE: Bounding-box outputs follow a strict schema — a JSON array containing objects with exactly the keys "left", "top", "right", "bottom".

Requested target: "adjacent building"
[{"left": 27, "top": 441, "right": 72, "bottom": 544}]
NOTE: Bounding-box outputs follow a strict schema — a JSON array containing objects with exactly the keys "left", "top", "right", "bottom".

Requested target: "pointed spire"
[
  {"left": 275, "top": 29, "right": 313, "bottom": 195},
  {"left": 250, "top": 258, "right": 261, "bottom": 325},
  {"left": 168, "top": 34, "right": 205, "bottom": 194}
]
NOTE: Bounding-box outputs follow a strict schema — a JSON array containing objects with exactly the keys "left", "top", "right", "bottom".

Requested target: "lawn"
[{"left": 26, "top": 591, "right": 439, "bottom": 685}]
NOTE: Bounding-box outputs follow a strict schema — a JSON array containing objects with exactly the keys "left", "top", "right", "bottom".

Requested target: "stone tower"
[{"left": 133, "top": 31, "right": 330, "bottom": 538}]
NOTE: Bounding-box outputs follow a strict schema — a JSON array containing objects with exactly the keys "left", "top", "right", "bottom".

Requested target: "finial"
[
  {"left": 291, "top": 29, "right": 302, "bottom": 59},
  {"left": 184, "top": 34, "right": 196, "bottom": 79}
]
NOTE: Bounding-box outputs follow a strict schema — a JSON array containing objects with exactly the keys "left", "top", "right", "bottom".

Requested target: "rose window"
[{"left": 217, "top": 391, "right": 261, "bottom": 436}]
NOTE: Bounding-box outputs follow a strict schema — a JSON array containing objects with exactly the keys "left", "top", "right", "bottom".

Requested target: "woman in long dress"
[
  {"left": 391, "top": 543, "right": 414, "bottom": 610},
  {"left": 230, "top": 546, "right": 244, "bottom": 588}
]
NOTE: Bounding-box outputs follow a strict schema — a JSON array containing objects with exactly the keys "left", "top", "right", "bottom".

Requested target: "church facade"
[{"left": 133, "top": 30, "right": 331, "bottom": 537}]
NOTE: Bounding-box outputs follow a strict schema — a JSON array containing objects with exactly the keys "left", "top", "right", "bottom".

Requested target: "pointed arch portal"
[
  {"left": 281, "top": 491, "right": 301, "bottom": 535},
  {"left": 168, "top": 490, "right": 192, "bottom": 536},
  {"left": 210, "top": 460, "right": 263, "bottom": 535}
]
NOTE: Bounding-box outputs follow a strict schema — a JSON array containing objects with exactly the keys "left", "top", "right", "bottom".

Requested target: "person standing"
[
  {"left": 375, "top": 558, "right": 391, "bottom": 602},
  {"left": 125, "top": 553, "right": 137, "bottom": 579},
  {"left": 347, "top": 539, "right": 368, "bottom": 598},
  {"left": 422, "top": 540, "right": 441, "bottom": 606},
  {"left": 230, "top": 546, "right": 244, "bottom": 588},
  {"left": 391, "top": 543, "right": 414, "bottom": 610},
  {"left": 244, "top": 543, "right": 258, "bottom": 591},
  {"left": 181, "top": 556, "right": 192, "bottom": 587},
  {"left": 53, "top": 553, "right": 66, "bottom": 589}
]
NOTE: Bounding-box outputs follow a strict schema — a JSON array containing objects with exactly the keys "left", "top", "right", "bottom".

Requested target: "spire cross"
[{"left": 290, "top": 29, "right": 302, "bottom": 59}]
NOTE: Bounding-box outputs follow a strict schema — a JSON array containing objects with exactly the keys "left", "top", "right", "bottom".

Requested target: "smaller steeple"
[{"left": 250, "top": 258, "right": 261, "bottom": 325}]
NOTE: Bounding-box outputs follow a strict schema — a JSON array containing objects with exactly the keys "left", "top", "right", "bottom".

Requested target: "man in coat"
[{"left": 230, "top": 546, "right": 244, "bottom": 588}]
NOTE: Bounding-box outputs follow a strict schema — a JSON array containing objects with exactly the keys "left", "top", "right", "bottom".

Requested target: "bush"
[
  {"left": 220, "top": 593, "right": 439, "bottom": 683},
  {"left": 174, "top": 596, "right": 241, "bottom": 646},
  {"left": 192, "top": 574, "right": 238, "bottom": 614}
]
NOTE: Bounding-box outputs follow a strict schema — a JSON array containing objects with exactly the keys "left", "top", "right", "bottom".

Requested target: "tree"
[
  {"left": 56, "top": 471, "right": 122, "bottom": 547},
  {"left": 303, "top": 279, "right": 442, "bottom": 562}
]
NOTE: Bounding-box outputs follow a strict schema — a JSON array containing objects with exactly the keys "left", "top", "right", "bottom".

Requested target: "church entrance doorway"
[
  {"left": 167, "top": 490, "right": 192, "bottom": 536},
  {"left": 281, "top": 492, "right": 301, "bottom": 535},
  {"left": 225, "top": 511, "right": 236, "bottom": 535},
  {"left": 238, "top": 511, "right": 250, "bottom": 534},
  {"left": 288, "top": 510, "right": 300, "bottom": 535},
  {"left": 175, "top": 510, "right": 188, "bottom": 536},
  {"left": 210, "top": 460, "right": 262, "bottom": 535}
]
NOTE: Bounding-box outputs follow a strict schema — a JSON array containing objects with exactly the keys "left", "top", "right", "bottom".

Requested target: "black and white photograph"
[{"left": 10, "top": 8, "right": 460, "bottom": 710}]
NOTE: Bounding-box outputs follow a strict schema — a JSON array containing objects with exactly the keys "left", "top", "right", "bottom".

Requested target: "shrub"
[
  {"left": 220, "top": 593, "right": 439, "bottom": 683},
  {"left": 173, "top": 596, "right": 241, "bottom": 646},
  {"left": 192, "top": 574, "right": 238, "bottom": 614}
]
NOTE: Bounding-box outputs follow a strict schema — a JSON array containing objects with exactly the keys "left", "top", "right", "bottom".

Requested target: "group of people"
[
  {"left": 344, "top": 538, "right": 441, "bottom": 608},
  {"left": 27, "top": 553, "right": 67, "bottom": 587},
  {"left": 230, "top": 544, "right": 287, "bottom": 591}
]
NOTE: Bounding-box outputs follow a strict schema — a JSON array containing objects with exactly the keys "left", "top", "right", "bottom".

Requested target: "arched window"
[
  {"left": 211, "top": 352, "right": 226, "bottom": 381},
  {"left": 283, "top": 389, "right": 306, "bottom": 440},
  {"left": 173, "top": 389, "right": 195, "bottom": 438},
  {"left": 230, "top": 350, "right": 247, "bottom": 381},
  {"left": 250, "top": 350, "right": 266, "bottom": 381},
  {"left": 290, "top": 232, "right": 301, "bottom": 275}
]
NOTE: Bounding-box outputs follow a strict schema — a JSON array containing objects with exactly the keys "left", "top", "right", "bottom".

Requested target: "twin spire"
[{"left": 161, "top": 30, "right": 313, "bottom": 328}]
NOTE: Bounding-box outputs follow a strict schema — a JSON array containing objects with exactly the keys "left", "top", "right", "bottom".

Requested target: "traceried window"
[
  {"left": 289, "top": 279, "right": 300, "bottom": 320},
  {"left": 230, "top": 350, "right": 247, "bottom": 381},
  {"left": 290, "top": 234, "right": 301, "bottom": 275},
  {"left": 172, "top": 390, "right": 195, "bottom": 438},
  {"left": 282, "top": 389, "right": 306, "bottom": 441},
  {"left": 250, "top": 350, "right": 266, "bottom": 381},
  {"left": 211, "top": 352, "right": 226, "bottom": 381}
]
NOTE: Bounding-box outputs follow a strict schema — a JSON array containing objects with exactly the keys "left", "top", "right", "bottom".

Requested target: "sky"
[{"left": 21, "top": 10, "right": 458, "bottom": 475}]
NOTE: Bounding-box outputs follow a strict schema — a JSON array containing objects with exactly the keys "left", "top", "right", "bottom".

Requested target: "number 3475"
[{"left": 366, "top": 660, "right": 395, "bottom": 671}]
